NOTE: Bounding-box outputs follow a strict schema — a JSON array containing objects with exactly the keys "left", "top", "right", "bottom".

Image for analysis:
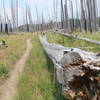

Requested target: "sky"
[
  {"left": 0, "top": 0, "right": 100, "bottom": 25},
  {"left": 0, "top": 0, "right": 55, "bottom": 24}
]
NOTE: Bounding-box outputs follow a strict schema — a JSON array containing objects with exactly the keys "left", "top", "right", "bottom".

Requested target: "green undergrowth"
[
  {"left": 0, "top": 33, "right": 32, "bottom": 79},
  {"left": 46, "top": 32, "right": 100, "bottom": 53},
  {"left": 73, "top": 31, "right": 100, "bottom": 41},
  {"left": 15, "top": 34, "right": 66, "bottom": 100}
]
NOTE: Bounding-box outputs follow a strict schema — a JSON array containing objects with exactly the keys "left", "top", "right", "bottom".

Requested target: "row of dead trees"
[
  {"left": 60, "top": 0, "right": 100, "bottom": 33},
  {"left": 0, "top": 0, "right": 18, "bottom": 34},
  {"left": 0, "top": 0, "right": 100, "bottom": 34},
  {"left": 0, "top": 0, "right": 33, "bottom": 34}
]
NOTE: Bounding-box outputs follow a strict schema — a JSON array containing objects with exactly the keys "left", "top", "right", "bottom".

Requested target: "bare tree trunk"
[
  {"left": 11, "top": 0, "right": 16, "bottom": 32},
  {"left": 86, "top": 0, "right": 92, "bottom": 33},
  {"left": 41, "top": 13, "right": 45, "bottom": 32},
  {"left": 80, "top": 0, "right": 86, "bottom": 32},
  {"left": 64, "top": 0, "right": 69, "bottom": 32},
  {"left": 92, "top": 0, "right": 97, "bottom": 32},
  {"left": 35, "top": 6, "right": 40, "bottom": 32},
  {"left": 0, "top": 23, "right": 3, "bottom": 33},
  {"left": 16, "top": 0, "right": 18, "bottom": 32},
  {"left": 70, "top": 0, "right": 74, "bottom": 32},
  {"left": 25, "top": 5, "right": 29, "bottom": 32},
  {"left": 27, "top": 5, "right": 33, "bottom": 32},
  {"left": 60, "top": 0, "right": 64, "bottom": 29}
]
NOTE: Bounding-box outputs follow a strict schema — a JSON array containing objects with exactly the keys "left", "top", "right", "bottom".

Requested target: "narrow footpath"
[{"left": 0, "top": 38, "right": 32, "bottom": 100}]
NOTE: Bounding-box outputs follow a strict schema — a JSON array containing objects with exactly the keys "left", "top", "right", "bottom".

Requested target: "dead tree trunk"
[
  {"left": 64, "top": 0, "right": 69, "bottom": 32},
  {"left": 86, "top": 0, "right": 92, "bottom": 33},
  {"left": 27, "top": 5, "right": 33, "bottom": 32},
  {"left": 0, "top": 23, "right": 3, "bottom": 33},
  {"left": 92, "top": 0, "right": 97, "bottom": 32},
  {"left": 60, "top": 0, "right": 64, "bottom": 29},
  {"left": 40, "top": 35, "right": 100, "bottom": 100},
  {"left": 70, "top": 0, "right": 74, "bottom": 32},
  {"left": 16, "top": 0, "right": 18, "bottom": 32},
  {"left": 25, "top": 3, "right": 29, "bottom": 32},
  {"left": 11, "top": 0, "right": 16, "bottom": 32},
  {"left": 80, "top": 0, "right": 86, "bottom": 32}
]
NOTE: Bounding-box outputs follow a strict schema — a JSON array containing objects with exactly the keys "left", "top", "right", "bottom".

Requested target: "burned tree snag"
[
  {"left": 5, "top": 23, "right": 8, "bottom": 34},
  {"left": 80, "top": 0, "right": 86, "bottom": 31},
  {"left": 0, "top": 23, "right": 3, "bottom": 33},
  {"left": 64, "top": 0, "right": 69, "bottom": 32},
  {"left": 61, "top": 0, "right": 64, "bottom": 29}
]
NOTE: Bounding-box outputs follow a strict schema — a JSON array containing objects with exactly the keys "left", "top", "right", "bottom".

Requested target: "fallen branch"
[{"left": 39, "top": 36, "right": 100, "bottom": 100}]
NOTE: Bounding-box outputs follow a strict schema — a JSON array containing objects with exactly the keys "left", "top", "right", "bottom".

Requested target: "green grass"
[
  {"left": 73, "top": 32, "right": 100, "bottom": 41},
  {"left": 15, "top": 34, "right": 66, "bottom": 100},
  {"left": 0, "top": 33, "right": 32, "bottom": 78},
  {"left": 15, "top": 32, "right": 100, "bottom": 100},
  {"left": 46, "top": 32, "right": 100, "bottom": 53}
]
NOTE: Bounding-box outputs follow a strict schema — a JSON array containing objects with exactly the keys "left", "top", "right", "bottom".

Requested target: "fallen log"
[
  {"left": 39, "top": 36, "right": 100, "bottom": 100},
  {"left": 61, "top": 33, "right": 100, "bottom": 45}
]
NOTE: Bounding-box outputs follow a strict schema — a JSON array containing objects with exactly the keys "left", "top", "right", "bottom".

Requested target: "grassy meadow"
[
  {"left": 47, "top": 32, "right": 100, "bottom": 53},
  {"left": 15, "top": 34, "right": 66, "bottom": 100},
  {"left": 15, "top": 32, "right": 100, "bottom": 100},
  {"left": 73, "top": 32, "right": 100, "bottom": 41},
  {"left": 0, "top": 33, "right": 32, "bottom": 81},
  {"left": 0, "top": 32, "right": 98, "bottom": 100}
]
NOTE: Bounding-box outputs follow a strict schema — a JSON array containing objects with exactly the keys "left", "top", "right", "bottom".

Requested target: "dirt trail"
[{"left": 0, "top": 39, "right": 32, "bottom": 100}]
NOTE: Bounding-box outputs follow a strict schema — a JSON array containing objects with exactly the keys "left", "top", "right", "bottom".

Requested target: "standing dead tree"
[
  {"left": 25, "top": 4, "right": 29, "bottom": 32},
  {"left": 61, "top": 0, "right": 65, "bottom": 29},
  {"left": 70, "top": 0, "right": 74, "bottom": 32},
  {"left": 2, "top": 0, "right": 9, "bottom": 34},
  {"left": 64, "top": 0, "right": 69, "bottom": 32},
  {"left": 11, "top": 0, "right": 15, "bottom": 31},
  {"left": 53, "top": 0, "right": 59, "bottom": 29},
  {"left": 27, "top": 5, "right": 33, "bottom": 32},
  {"left": 16, "top": 0, "right": 18, "bottom": 32},
  {"left": 35, "top": 6, "right": 40, "bottom": 32},
  {"left": 92, "top": 0, "right": 97, "bottom": 31},
  {"left": 59, "top": 0, "right": 99, "bottom": 33},
  {"left": 0, "top": 0, "right": 99, "bottom": 33},
  {"left": 41, "top": 13, "right": 45, "bottom": 32},
  {"left": 11, "top": 0, "right": 19, "bottom": 32},
  {"left": 80, "top": 0, "right": 86, "bottom": 32}
]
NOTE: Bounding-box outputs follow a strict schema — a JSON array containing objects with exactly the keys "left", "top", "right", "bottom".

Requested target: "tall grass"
[
  {"left": 0, "top": 33, "right": 32, "bottom": 79},
  {"left": 73, "top": 32, "right": 100, "bottom": 41},
  {"left": 15, "top": 33, "right": 100, "bottom": 100},
  {"left": 46, "top": 33, "right": 100, "bottom": 53},
  {"left": 15, "top": 35, "right": 66, "bottom": 100}
]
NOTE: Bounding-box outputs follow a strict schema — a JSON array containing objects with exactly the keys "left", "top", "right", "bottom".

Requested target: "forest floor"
[{"left": 0, "top": 32, "right": 99, "bottom": 100}]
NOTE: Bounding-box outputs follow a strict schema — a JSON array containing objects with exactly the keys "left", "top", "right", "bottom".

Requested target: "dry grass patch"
[{"left": 0, "top": 33, "right": 32, "bottom": 80}]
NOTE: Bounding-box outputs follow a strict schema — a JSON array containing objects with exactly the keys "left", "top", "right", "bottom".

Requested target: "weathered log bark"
[
  {"left": 39, "top": 36, "right": 100, "bottom": 100},
  {"left": 62, "top": 33, "right": 100, "bottom": 45}
]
